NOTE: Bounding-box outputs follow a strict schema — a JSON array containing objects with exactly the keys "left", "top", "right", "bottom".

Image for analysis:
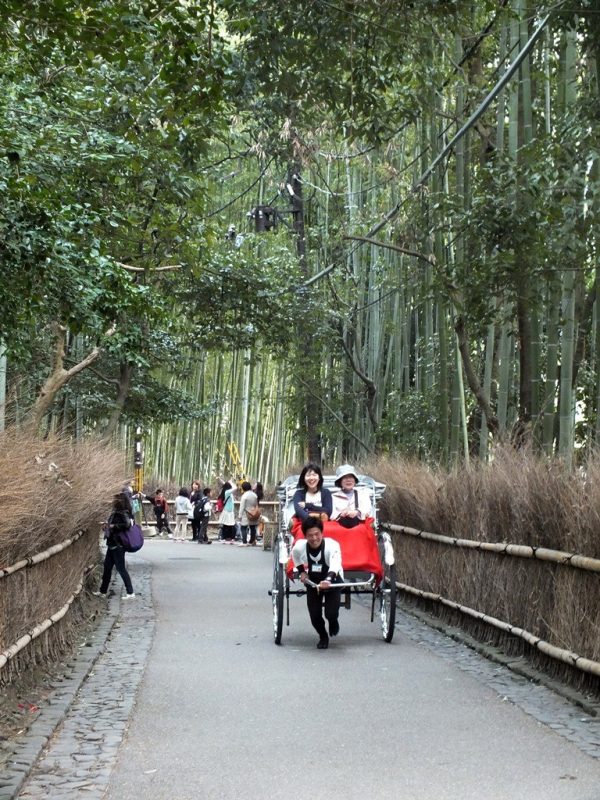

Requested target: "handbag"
[
  {"left": 337, "top": 516, "right": 361, "bottom": 529},
  {"left": 246, "top": 506, "right": 261, "bottom": 523},
  {"left": 119, "top": 523, "right": 144, "bottom": 553}
]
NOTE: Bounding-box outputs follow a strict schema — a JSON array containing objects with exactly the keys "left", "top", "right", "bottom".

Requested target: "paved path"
[{"left": 15, "top": 541, "right": 600, "bottom": 800}]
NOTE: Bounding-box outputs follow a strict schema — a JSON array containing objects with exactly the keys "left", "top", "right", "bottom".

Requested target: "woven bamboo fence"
[
  {"left": 387, "top": 523, "right": 600, "bottom": 691},
  {"left": 0, "top": 429, "right": 124, "bottom": 689},
  {"left": 0, "top": 529, "right": 100, "bottom": 687}
]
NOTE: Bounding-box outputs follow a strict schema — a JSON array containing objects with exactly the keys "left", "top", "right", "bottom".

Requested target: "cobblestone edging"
[
  {"left": 0, "top": 559, "right": 153, "bottom": 800},
  {"left": 395, "top": 602, "right": 600, "bottom": 759}
]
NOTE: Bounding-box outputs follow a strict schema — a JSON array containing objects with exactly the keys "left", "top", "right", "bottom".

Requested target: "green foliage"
[
  {"left": 174, "top": 233, "right": 307, "bottom": 353},
  {"left": 377, "top": 389, "right": 442, "bottom": 459}
]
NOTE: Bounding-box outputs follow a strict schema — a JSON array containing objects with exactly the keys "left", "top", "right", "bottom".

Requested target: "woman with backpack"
[
  {"left": 194, "top": 486, "right": 212, "bottom": 544},
  {"left": 94, "top": 492, "right": 135, "bottom": 599}
]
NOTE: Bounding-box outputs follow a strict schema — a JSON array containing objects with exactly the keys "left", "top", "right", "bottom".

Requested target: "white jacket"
[
  {"left": 291, "top": 538, "right": 344, "bottom": 580},
  {"left": 330, "top": 486, "right": 373, "bottom": 521},
  {"left": 174, "top": 495, "right": 193, "bottom": 515}
]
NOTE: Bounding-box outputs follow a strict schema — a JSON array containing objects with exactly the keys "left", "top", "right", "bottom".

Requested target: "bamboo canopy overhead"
[{"left": 2, "top": 2, "right": 600, "bottom": 478}]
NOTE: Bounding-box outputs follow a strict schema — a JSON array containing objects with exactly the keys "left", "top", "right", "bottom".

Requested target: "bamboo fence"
[
  {"left": 0, "top": 528, "right": 98, "bottom": 687},
  {"left": 387, "top": 524, "right": 600, "bottom": 573},
  {"left": 388, "top": 523, "right": 600, "bottom": 687}
]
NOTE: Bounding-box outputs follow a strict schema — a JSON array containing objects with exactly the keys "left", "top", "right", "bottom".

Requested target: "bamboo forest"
[{"left": 1, "top": 1, "right": 599, "bottom": 485}]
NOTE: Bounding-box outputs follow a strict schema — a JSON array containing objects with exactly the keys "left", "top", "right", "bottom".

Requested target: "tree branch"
[
  {"left": 116, "top": 262, "right": 181, "bottom": 273},
  {"left": 344, "top": 235, "right": 435, "bottom": 264},
  {"left": 455, "top": 315, "right": 499, "bottom": 436},
  {"left": 339, "top": 333, "right": 378, "bottom": 432}
]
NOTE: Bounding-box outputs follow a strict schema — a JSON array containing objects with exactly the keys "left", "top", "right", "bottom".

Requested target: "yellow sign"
[{"left": 227, "top": 441, "right": 247, "bottom": 487}]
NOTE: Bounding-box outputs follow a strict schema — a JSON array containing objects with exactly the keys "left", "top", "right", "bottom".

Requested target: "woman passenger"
[
  {"left": 293, "top": 462, "right": 332, "bottom": 522},
  {"left": 330, "top": 464, "right": 372, "bottom": 528}
]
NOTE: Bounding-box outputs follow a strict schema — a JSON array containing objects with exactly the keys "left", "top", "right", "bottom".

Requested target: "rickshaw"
[{"left": 270, "top": 473, "right": 397, "bottom": 644}]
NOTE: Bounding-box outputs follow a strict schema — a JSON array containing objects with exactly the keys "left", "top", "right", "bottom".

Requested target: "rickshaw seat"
[{"left": 286, "top": 517, "right": 383, "bottom": 582}]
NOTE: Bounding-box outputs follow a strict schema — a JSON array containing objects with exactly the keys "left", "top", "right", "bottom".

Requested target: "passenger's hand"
[{"left": 319, "top": 513, "right": 329, "bottom": 522}]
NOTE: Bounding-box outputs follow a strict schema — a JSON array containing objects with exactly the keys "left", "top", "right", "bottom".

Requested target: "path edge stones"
[{"left": 0, "top": 595, "right": 121, "bottom": 800}]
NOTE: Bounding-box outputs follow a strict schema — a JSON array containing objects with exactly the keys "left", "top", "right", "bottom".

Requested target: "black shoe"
[
  {"left": 206, "top": 540, "right": 212, "bottom": 544},
  {"left": 329, "top": 619, "right": 340, "bottom": 637},
  {"left": 317, "top": 636, "right": 329, "bottom": 650}
]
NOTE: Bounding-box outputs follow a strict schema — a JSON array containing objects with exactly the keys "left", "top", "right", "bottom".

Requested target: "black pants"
[
  {"left": 221, "top": 524, "right": 236, "bottom": 541},
  {"left": 241, "top": 524, "right": 257, "bottom": 544},
  {"left": 100, "top": 545, "right": 133, "bottom": 595},
  {"left": 154, "top": 508, "right": 169, "bottom": 534},
  {"left": 198, "top": 517, "right": 210, "bottom": 542},
  {"left": 191, "top": 518, "right": 202, "bottom": 540},
  {"left": 306, "top": 585, "right": 341, "bottom": 638}
]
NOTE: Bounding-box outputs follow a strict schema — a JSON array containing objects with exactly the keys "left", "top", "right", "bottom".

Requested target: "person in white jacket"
[
  {"left": 292, "top": 516, "right": 343, "bottom": 649},
  {"left": 330, "top": 464, "right": 373, "bottom": 528},
  {"left": 173, "top": 487, "right": 193, "bottom": 542}
]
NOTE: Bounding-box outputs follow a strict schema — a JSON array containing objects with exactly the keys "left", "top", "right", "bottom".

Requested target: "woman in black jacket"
[
  {"left": 95, "top": 492, "right": 135, "bottom": 599},
  {"left": 292, "top": 463, "right": 332, "bottom": 522}
]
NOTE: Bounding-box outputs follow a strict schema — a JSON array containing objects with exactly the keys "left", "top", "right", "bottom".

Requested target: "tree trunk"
[
  {"left": 0, "top": 344, "right": 6, "bottom": 432},
  {"left": 102, "top": 362, "right": 134, "bottom": 442},
  {"left": 290, "top": 163, "right": 321, "bottom": 462},
  {"left": 30, "top": 325, "right": 102, "bottom": 430}
]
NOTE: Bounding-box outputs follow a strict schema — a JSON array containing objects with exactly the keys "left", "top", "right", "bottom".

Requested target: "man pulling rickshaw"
[{"left": 271, "top": 464, "right": 396, "bottom": 647}]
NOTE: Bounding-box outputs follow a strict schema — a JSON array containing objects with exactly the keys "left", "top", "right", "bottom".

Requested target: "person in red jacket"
[{"left": 152, "top": 488, "right": 169, "bottom": 536}]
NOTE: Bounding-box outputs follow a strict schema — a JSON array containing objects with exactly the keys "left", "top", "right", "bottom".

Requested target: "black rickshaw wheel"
[
  {"left": 380, "top": 561, "right": 397, "bottom": 643},
  {"left": 272, "top": 542, "right": 285, "bottom": 644}
]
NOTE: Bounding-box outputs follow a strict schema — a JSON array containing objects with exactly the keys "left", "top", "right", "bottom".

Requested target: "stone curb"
[
  {"left": 399, "top": 599, "right": 600, "bottom": 718},
  {"left": 0, "top": 594, "right": 121, "bottom": 800}
]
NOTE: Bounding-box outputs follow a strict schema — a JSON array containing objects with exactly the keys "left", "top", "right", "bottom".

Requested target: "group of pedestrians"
[
  {"left": 170, "top": 483, "right": 213, "bottom": 543},
  {"left": 217, "top": 480, "right": 264, "bottom": 545},
  {"left": 149, "top": 479, "right": 264, "bottom": 545}
]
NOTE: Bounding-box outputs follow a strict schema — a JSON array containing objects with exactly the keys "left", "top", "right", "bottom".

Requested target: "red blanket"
[{"left": 287, "top": 517, "right": 383, "bottom": 582}]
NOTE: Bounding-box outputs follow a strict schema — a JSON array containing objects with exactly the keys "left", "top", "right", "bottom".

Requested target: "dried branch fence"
[
  {"left": 388, "top": 523, "right": 600, "bottom": 690},
  {"left": 0, "top": 529, "right": 99, "bottom": 688}
]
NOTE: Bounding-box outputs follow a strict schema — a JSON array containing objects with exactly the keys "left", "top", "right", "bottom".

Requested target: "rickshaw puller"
[{"left": 292, "top": 516, "right": 343, "bottom": 649}]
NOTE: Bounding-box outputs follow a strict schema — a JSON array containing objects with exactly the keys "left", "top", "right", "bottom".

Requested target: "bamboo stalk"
[
  {"left": 0, "top": 530, "right": 86, "bottom": 579},
  {"left": 396, "top": 580, "right": 600, "bottom": 678},
  {"left": 386, "top": 524, "right": 600, "bottom": 572},
  {"left": 0, "top": 574, "right": 87, "bottom": 670}
]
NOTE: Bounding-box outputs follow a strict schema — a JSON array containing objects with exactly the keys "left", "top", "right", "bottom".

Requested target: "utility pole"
[
  {"left": 0, "top": 344, "right": 6, "bottom": 432},
  {"left": 133, "top": 426, "right": 144, "bottom": 525},
  {"left": 289, "top": 164, "right": 322, "bottom": 463}
]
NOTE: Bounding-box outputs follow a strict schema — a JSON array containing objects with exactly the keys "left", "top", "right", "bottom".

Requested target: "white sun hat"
[{"left": 334, "top": 464, "right": 360, "bottom": 486}]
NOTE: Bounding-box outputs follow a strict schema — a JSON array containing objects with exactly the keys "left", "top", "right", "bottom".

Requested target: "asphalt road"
[{"left": 104, "top": 541, "right": 600, "bottom": 800}]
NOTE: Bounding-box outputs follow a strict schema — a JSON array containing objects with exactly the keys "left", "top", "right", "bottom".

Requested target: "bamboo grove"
[{"left": 1, "top": 2, "right": 600, "bottom": 485}]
